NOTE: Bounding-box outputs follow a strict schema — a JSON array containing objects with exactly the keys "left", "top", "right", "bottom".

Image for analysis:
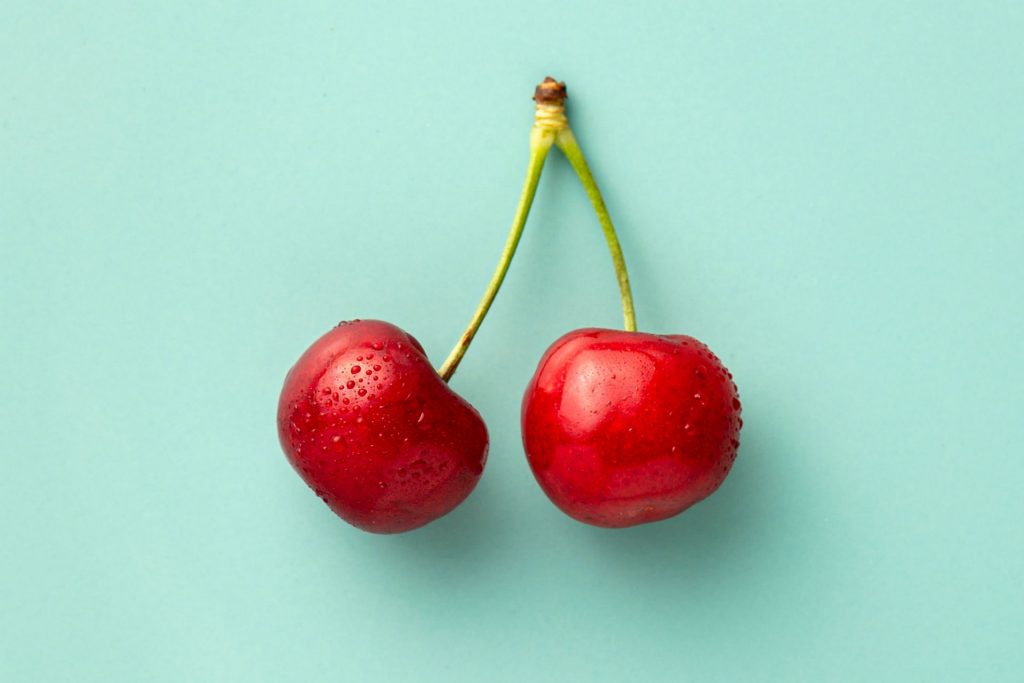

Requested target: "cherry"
[
  {"left": 276, "top": 79, "right": 563, "bottom": 533},
  {"left": 522, "top": 329, "right": 741, "bottom": 528},
  {"left": 278, "top": 320, "right": 488, "bottom": 533},
  {"left": 518, "top": 78, "right": 743, "bottom": 527}
]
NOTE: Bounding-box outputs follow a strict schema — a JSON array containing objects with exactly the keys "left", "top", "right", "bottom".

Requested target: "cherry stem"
[
  {"left": 438, "top": 125, "right": 555, "bottom": 382},
  {"left": 439, "top": 77, "right": 637, "bottom": 382},
  {"left": 554, "top": 128, "right": 637, "bottom": 332}
]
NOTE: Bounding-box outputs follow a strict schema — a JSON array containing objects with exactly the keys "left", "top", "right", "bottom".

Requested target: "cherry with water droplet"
[
  {"left": 522, "top": 329, "right": 741, "bottom": 528},
  {"left": 516, "top": 77, "right": 743, "bottom": 528},
  {"left": 278, "top": 320, "right": 488, "bottom": 533}
]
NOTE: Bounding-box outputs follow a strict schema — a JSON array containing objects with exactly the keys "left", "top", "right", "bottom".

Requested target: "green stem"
[
  {"left": 555, "top": 128, "right": 637, "bottom": 332},
  {"left": 438, "top": 127, "right": 555, "bottom": 381}
]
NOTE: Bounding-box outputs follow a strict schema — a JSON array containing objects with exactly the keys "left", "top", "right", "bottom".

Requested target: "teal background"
[{"left": 2, "top": 2, "right": 1022, "bottom": 680}]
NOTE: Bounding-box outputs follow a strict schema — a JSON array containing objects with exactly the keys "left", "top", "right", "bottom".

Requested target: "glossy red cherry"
[
  {"left": 521, "top": 328, "right": 741, "bottom": 528},
  {"left": 278, "top": 320, "right": 488, "bottom": 533}
]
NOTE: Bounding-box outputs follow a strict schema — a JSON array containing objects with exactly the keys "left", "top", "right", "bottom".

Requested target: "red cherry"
[
  {"left": 278, "top": 320, "right": 488, "bottom": 533},
  {"left": 521, "top": 328, "right": 741, "bottom": 528}
]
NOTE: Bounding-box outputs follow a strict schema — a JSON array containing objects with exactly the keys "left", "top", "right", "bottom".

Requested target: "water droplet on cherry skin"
[
  {"left": 350, "top": 365, "right": 361, "bottom": 374},
  {"left": 371, "top": 341, "right": 383, "bottom": 351}
]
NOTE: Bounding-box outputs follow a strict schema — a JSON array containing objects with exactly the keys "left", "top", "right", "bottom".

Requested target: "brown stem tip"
[{"left": 533, "top": 77, "right": 567, "bottom": 105}]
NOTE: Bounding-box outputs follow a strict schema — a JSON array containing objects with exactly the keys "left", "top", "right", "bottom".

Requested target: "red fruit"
[
  {"left": 278, "top": 320, "right": 488, "bottom": 533},
  {"left": 521, "top": 328, "right": 741, "bottom": 528}
]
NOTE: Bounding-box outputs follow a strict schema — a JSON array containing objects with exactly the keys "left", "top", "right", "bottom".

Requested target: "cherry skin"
[
  {"left": 521, "top": 328, "right": 741, "bottom": 528},
  {"left": 278, "top": 320, "right": 488, "bottom": 533}
]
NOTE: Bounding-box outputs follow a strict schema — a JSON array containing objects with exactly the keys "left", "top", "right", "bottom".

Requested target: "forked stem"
[{"left": 440, "top": 77, "right": 637, "bottom": 381}]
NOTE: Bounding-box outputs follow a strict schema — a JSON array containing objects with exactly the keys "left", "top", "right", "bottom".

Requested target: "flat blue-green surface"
[{"left": 3, "top": 2, "right": 1022, "bottom": 680}]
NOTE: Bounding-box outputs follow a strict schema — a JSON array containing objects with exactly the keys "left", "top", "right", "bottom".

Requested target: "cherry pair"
[{"left": 277, "top": 78, "right": 741, "bottom": 533}]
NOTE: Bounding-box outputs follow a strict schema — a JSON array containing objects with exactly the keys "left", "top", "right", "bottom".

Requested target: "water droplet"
[
  {"left": 346, "top": 380, "right": 355, "bottom": 389},
  {"left": 356, "top": 355, "right": 363, "bottom": 361},
  {"left": 350, "top": 365, "right": 361, "bottom": 374},
  {"left": 383, "top": 354, "right": 391, "bottom": 362},
  {"left": 357, "top": 388, "right": 367, "bottom": 397},
  {"left": 342, "top": 397, "right": 350, "bottom": 404},
  {"left": 694, "top": 365, "right": 707, "bottom": 379},
  {"left": 373, "top": 364, "right": 381, "bottom": 371},
  {"left": 371, "top": 341, "right": 383, "bottom": 351},
  {"left": 732, "top": 397, "right": 741, "bottom": 410},
  {"left": 331, "top": 435, "right": 343, "bottom": 444}
]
